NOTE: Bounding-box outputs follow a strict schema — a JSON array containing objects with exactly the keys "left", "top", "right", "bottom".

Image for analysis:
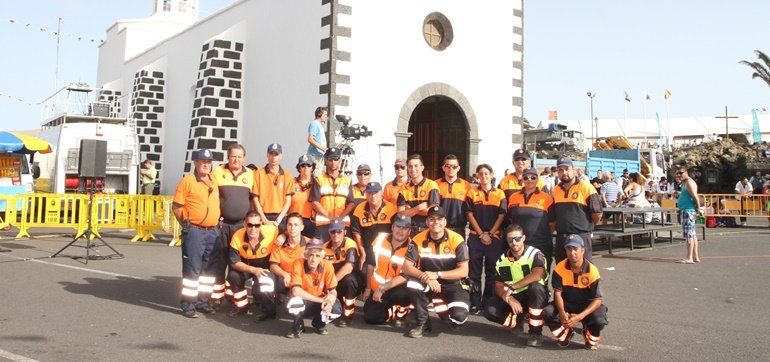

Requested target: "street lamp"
[{"left": 587, "top": 92, "right": 596, "bottom": 148}]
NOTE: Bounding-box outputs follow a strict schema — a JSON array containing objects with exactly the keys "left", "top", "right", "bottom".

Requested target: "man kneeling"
[
  {"left": 483, "top": 224, "right": 548, "bottom": 347},
  {"left": 543, "top": 234, "right": 608, "bottom": 350},
  {"left": 362, "top": 214, "right": 414, "bottom": 326},
  {"left": 285, "top": 239, "right": 342, "bottom": 338}
]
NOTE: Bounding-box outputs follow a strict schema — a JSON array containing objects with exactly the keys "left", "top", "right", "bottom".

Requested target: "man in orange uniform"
[
  {"left": 254, "top": 143, "right": 294, "bottom": 229},
  {"left": 285, "top": 239, "right": 343, "bottom": 338},
  {"left": 261, "top": 213, "right": 308, "bottom": 319},
  {"left": 350, "top": 182, "right": 398, "bottom": 271},
  {"left": 289, "top": 155, "right": 316, "bottom": 238},
  {"left": 226, "top": 212, "right": 281, "bottom": 318},
  {"left": 498, "top": 150, "right": 545, "bottom": 199},
  {"left": 351, "top": 164, "right": 371, "bottom": 206},
  {"left": 397, "top": 154, "right": 440, "bottom": 233},
  {"left": 383, "top": 158, "right": 408, "bottom": 204},
  {"left": 362, "top": 214, "right": 414, "bottom": 326},
  {"left": 172, "top": 149, "right": 221, "bottom": 318},
  {"left": 436, "top": 154, "right": 472, "bottom": 237},
  {"left": 309, "top": 147, "right": 355, "bottom": 241},
  {"left": 323, "top": 218, "right": 360, "bottom": 326},
  {"left": 551, "top": 156, "right": 602, "bottom": 263}
]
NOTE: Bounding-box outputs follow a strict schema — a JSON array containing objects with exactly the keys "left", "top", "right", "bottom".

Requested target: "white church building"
[{"left": 97, "top": 0, "right": 525, "bottom": 192}]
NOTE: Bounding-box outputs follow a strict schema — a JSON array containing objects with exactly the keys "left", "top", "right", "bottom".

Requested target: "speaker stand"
[{"left": 51, "top": 178, "right": 123, "bottom": 264}]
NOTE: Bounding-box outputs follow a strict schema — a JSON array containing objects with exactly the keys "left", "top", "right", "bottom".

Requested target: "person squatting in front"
[
  {"left": 483, "top": 224, "right": 549, "bottom": 347},
  {"left": 322, "top": 218, "right": 361, "bottom": 327},
  {"left": 225, "top": 212, "right": 282, "bottom": 318},
  {"left": 362, "top": 214, "right": 415, "bottom": 326},
  {"left": 401, "top": 205, "right": 470, "bottom": 338},
  {"left": 543, "top": 234, "right": 609, "bottom": 350},
  {"left": 173, "top": 148, "right": 223, "bottom": 318},
  {"left": 285, "top": 238, "right": 342, "bottom": 338}
]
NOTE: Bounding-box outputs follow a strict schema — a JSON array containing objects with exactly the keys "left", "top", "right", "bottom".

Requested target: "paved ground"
[{"left": 1, "top": 225, "right": 769, "bottom": 361}]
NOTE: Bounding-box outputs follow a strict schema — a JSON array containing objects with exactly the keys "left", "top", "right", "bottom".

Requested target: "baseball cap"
[
  {"left": 306, "top": 238, "right": 324, "bottom": 250},
  {"left": 324, "top": 147, "right": 341, "bottom": 159},
  {"left": 297, "top": 154, "right": 312, "bottom": 167},
  {"left": 192, "top": 149, "right": 214, "bottom": 161},
  {"left": 427, "top": 205, "right": 445, "bottom": 219},
  {"left": 328, "top": 218, "right": 346, "bottom": 232},
  {"left": 622, "top": 168, "right": 629, "bottom": 174},
  {"left": 392, "top": 214, "right": 412, "bottom": 228},
  {"left": 563, "top": 234, "right": 585, "bottom": 249},
  {"left": 522, "top": 167, "right": 538, "bottom": 177},
  {"left": 394, "top": 158, "right": 407, "bottom": 167},
  {"left": 556, "top": 156, "right": 574, "bottom": 167},
  {"left": 365, "top": 182, "right": 382, "bottom": 193},
  {"left": 512, "top": 149, "right": 531, "bottom": 161},
  {"left": 357, "top": 164, "right": 371, "bottom": 173},
  {"left": 267, "top": 143, "right": 282, "bottom": 154}
]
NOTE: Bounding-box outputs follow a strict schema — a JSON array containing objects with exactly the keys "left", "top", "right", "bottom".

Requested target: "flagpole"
[
  {"left": 623, "top": 100, "right": 627, "bottom": 137},
  {"left": 665, "top": 97, "right": 671, "bottom": 150},
  {"left": 642, "top": 91, "right": 647, "bottom": 147}
]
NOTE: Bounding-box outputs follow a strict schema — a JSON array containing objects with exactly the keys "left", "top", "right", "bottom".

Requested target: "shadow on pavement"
[{"left": 58, "top": 275, "right": 180, "bottom": 315}]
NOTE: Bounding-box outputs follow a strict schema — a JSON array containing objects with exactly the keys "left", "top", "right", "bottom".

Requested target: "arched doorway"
[{"left": 407, "top": 96, "right": 469, "bottom": 179}]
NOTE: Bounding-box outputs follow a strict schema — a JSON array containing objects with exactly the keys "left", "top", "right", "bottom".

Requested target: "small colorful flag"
[{"left": 663, "top": 89, "right": 672, "bottom": 100}]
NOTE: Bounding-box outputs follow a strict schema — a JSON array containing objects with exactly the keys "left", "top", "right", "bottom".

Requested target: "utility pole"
[
  {"left": 587, "top": 92, "right": 596, "bottom": 148},
  {"left": 714, "top": 106, "right": 738, "bottom": 141},
  {"left": 54, "top": 17, "right": 62, "bottom": 92}
]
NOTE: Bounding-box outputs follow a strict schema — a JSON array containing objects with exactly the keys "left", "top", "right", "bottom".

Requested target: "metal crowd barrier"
[
  {"left": 661, "top": 194, "right": 770, "bottom": 218},
  {"left": 2, "top": 192, "right": 182, "bottom": 245}
]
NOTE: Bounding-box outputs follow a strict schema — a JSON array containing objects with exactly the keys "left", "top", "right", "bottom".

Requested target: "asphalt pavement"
[{"left": 1, "top": 225, "right": 769, "bottom": 361}]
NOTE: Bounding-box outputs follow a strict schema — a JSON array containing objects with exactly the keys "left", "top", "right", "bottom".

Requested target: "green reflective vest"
[{"left": 495, "top": 245, "right": 547, "bottom": 294}]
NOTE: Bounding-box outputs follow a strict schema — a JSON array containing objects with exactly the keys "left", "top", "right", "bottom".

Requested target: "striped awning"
[{"left": 0, "top": 131, "right": 52, "bottom": 154}]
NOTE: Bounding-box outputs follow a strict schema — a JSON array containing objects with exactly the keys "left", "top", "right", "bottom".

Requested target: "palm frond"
[
  {"left": 754, "top": 50, "right": 770, "bottom": 69},
  {"left": 740, "top": 59, "right": 770, "bottom": 84}
]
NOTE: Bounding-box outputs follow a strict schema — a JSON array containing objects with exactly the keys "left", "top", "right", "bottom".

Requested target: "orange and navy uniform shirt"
[
  {"left": 228, "top": 225, "right": 280, "bottom": 269},
  {"left": 291, "top": 259, "right": 337, "bottom": 298},
  {"left": 498, "top": 172, "right": 546, "bottom": 199},
  {"left": 383, "top": 179, "right": 407, "bottom": 205},
  {"left": 366, "top": 233, "right": 410, "bottom": 292},
  {"left": 350, "top": 201, "right": 398, "bottom": 251},
  {"left": 352, "top": 183, "right": 367, "bottom": 206},
  {"left": 406, "top": 229, "right": 468, "bottom": 285},
  {"left": 254, "top": 165, "right": 295, "bottom": 215},
  {"left": 464, "top": 186, "right": 507, "bottom": 236},
  {"left": 552, "top": 180, "right": 603, "bottom": 234},
  {"left": 173, "top": 171, "right": 221, "bottom": 227},
  {"left": 309, "top": 172, "right": 355, "bottom": 225},
  {"left": 397, "top": 177, "right": 440, "bottom": 228},
  {"left": 211, "top": 164, "right": 257, "bottom": 223},
  {"left": 436, "top": 177, "right": 472, "bottom": 229},
  {"left": 551, "top": 258, "right": 602, "bottom": 307},
  {"left": 289, "top": 177, "right": 314, "bottom": 219},
  {"left": 270, "top": 236, "right": 308, "bottom": 273},
  {"left": 323, "top": 237, "right": 359, "bottom": 272},
  {"left": 506, "top": 190, "right": 555, "bottom": 246}
]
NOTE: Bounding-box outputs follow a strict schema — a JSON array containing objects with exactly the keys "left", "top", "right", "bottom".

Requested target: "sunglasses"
[
  {"left": 327, "top": 157, "right": 341, "bottom": 161},
  {"left": 514, "top": 157, "right": 528, "bottom": 162},
  {"left": 394, "top": 165, "right": 406, "bottom": 170},
  {"left": 523, "top": 175, "right": 538, "bottom": 181},
  {"left": 506, "top": 235, "right": 524, "bottom": 243},
  {"left": 299, "top": 164, "right": 313, "bottom": 168},
  {"left": 329, "top": 230, "right": 345, "bottom": 234},
  {"left": 675, "top": 172, "right": 684, "bottom": 175},
  {"left": 357, "top": 171, "right": 371, "bottom": 176},
  {"left": 443, "top": 164, "right": 460, "bottom": 170},
  {"left": 246, "top": 223, "right": 262, "bottom": 229}
]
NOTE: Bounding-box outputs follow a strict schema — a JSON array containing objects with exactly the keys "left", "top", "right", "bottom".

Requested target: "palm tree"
[{"left": 740, "top": 50, "right": 770, "bottom": 87}]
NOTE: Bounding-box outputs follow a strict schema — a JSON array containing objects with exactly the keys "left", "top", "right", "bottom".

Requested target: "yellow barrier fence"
[
  {"left": 660, "top": 194, "right": 770, "bottom": 218},
  {"left": 12, "top": 193, "right": 88, "bottom": 238},
  {"left": 0, "top": 193, "right": 17, "bottom": 231}
]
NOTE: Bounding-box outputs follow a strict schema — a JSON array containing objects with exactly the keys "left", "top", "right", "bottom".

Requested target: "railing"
[{"left": 662, "top": 194, "right": 770, "bottom": 218}]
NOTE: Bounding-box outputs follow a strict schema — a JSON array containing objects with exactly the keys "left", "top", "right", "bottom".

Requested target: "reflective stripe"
[
  {"left": 198, "top": 276, "right": 216, "bottom": 284},
  {"left": 234, "top": 298, "right": 249, "bottom": 308},
  {"left": 225, "top": 289, "right": 234, "bottom": 296},
  {"left": 434, "top": 304, "right": 449, "bottom": 313},
  {"left": 529, "top": 319, "right": 544, "bottom": 327},
  {"left": 418, "top": 253, "right": 456, "bottom": 259},
  {"left": 210, "top": 292, "right": 224, "bottom": 299},
  {"left": 432, "top": 298, "right": 444, "bottom": 304},
  {"left": 447, "top": 301, "right": 469, "bottom": 311},
  {"left": 407, "top": 281, "right": 428, "bottom": 291},
  {"left": 373, "top": 273, "right": 390, "bottom": 284},
  {"left": 528, "top": 308, "right": 543, "bottom": 316},
  {"left": 181, "top": 288, "right": 198, "bottom": 297},
  {"left": 315, "top": 215, "right": 351, "bottom": 226},
  {"left": 343, "top": 297, "right": 356, "bottom": 306},
  {"left": 213, "top": 283, "right": 225, "bottom": 291},
  {"left": 287, "top": 297, "right": 305, "bottom": 315},
  {"left": 449, "top": 315, "right": 468, "bottom": 325},
  {"left": 198, "top": 285, "right": 214, "bottom": 293},
  {"left": 182, "top": 279, "right": 199, "bottom": 288},
  {"left": 233, "top": 289, "right": 248, "bottom": 299},
  {"left": 319, "top": 186, "right": 334, "bottom": 194}
]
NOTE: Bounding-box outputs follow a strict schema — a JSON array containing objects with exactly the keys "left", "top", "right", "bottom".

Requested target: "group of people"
[{"left": 170, "top": 133, "right": 618, "bottom": 349}]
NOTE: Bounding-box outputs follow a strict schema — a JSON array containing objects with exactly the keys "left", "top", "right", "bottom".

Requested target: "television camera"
[{"left": 336, "top": 114, "right": 372, "bottom": 140}]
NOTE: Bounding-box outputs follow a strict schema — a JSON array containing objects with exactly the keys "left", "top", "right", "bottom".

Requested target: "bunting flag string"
[
  {"left": 0, "top": 91, "right": 42, "bottom": 107},
  {"left": 4, "top": 17, "right": 104, "bottom": 45}
]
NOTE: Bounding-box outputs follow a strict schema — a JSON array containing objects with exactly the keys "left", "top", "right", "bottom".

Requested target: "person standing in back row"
[
  {"left": 254, "top": 143, "right": 294, "bottom": 230},
  {"left": 436, "top": 154, "right": 472, "bottom": 238},
  {"left": 307, "top": 107, "right": 329, "bottom": 177}
]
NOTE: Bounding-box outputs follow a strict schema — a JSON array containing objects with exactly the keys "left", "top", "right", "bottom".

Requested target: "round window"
[{"left": 422, "top": 12, "right": 453, "bottom": 51}]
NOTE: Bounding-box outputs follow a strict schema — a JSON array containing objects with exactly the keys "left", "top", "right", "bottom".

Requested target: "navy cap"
[
  {"left": 512, "top": 149, "right": 531, "bottom": 161},
  {"left": 522, "top": 167, "right": 538, "bottom": 177},
  {"left": 325, "top": 147, "right": 341, "bottom": 159},
  {"left": 267, "top": 143, "right": 282, "bottom": 154},
  {"left": 563, "top": 234, "right": 585, "bottom": 249},
  {"left": 328, "top": 218, "right": 346, "bottom": 232},
  {"left": 297, "top": 154, "right": 312, "bottom": 167},
  {"left": 392, "top": 214, "right": 412, "bottom": 228},
  {"left": 550, "top": 166, "right": 557, "bottom": 172},
  {"left": 556, "top": 156, "right": 574, "bottom": 168},
  {"left": 306, "top": 238, "right": 324, "bottom": 250},
  {"left": 365, "top": 182, "right": 382, "bottom": 193},
  {"left": 357, "top": 164, "right": 371, "bottom": 172},
  {"left": 192, "top": 149, "right": 214, "bottom": 161},
  {"left": 427, "top": 205, "right": 446, "bottom": 219}
]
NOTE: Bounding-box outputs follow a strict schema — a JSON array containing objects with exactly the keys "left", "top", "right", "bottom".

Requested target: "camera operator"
[{"left": 307, "top": 107, "right": 329, "bottom": 177}]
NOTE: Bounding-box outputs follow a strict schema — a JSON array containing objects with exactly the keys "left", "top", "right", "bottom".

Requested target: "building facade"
[{"left": 97, "top": 0, "right": 525, "bottom": 192}]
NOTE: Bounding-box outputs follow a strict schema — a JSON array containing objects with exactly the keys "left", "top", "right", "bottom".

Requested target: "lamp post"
[{"left": 587, "top": 92, "right": 596, "bottom": 148}]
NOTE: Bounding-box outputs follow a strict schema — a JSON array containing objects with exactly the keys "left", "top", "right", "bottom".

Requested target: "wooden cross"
[{"left": 714, "top": 106, "right": 739, "bottom": 138}]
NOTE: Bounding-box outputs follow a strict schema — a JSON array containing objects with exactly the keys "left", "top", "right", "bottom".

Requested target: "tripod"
[{"left": 52, "top": 177, "right": 123, "bottom": 264}]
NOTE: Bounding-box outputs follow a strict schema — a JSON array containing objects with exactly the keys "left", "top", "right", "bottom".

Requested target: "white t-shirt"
[{"left": 735, "top": 181, "right": 753, "bottom": 195}]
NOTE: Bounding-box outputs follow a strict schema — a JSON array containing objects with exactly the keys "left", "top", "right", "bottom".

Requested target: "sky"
[{"left": 1, "top": 0, "right": 769, "bottom": 131}]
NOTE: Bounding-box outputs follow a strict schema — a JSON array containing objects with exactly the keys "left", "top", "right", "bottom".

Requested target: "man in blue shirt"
[{"left": 307, "top": 107, "right": 328, "bottom": 176}]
